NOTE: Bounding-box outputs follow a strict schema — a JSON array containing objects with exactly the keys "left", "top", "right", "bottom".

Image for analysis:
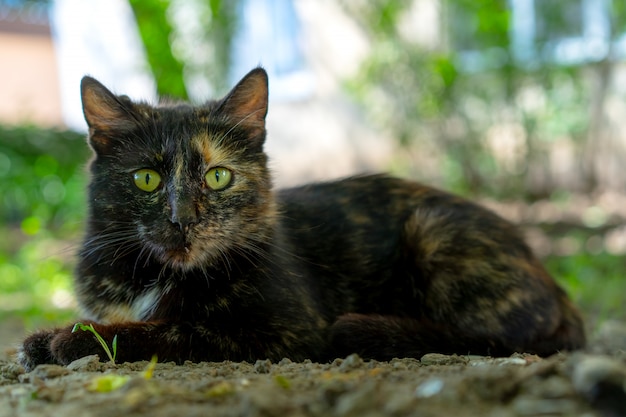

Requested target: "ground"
[{"left": 1, "top": 320, "right": 625, "bottom": 417}]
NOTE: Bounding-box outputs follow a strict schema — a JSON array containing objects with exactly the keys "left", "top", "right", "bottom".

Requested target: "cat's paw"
[
  {"left": 19, "top": 325, "right": 107, "bottom": 371},
  {"left": 49, "top": 325, "right": 109, "bottom": 366},
  {"left": 18, "top": 329, "right": 61, "bottom": 371}
]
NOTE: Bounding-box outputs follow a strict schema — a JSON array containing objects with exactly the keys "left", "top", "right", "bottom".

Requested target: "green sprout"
[
  {"left": 87, "top": 355, "right": 158, "bottom": 393},
  {"left": 87, "top": 374, "right": 130, "bottom": 393},
  {"left": 142, "top": 355, "right": 158, "bottom": 380},
  {"left": 71, "top": 322, "right": 118, "bottom": 364}
]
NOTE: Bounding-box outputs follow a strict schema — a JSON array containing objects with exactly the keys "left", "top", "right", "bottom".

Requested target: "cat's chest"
[
  {"left": 95, "top": 287, "right": 165, "bottom": 323},
  {"left": 88, "top": 273, "right": 257, "bottom": 323}
]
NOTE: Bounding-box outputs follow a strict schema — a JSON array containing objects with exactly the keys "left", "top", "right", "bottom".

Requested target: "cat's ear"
[
  {"left": 81, "top": 76, "right": 138, "bottom": 154},
  {"left": 217, "top": 68, "right": 268, "bottom": 136}
]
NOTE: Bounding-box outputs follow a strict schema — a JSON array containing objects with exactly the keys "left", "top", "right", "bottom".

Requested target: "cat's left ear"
[{"left": 217, "top": 68, "right": 268, "bottom": 138}]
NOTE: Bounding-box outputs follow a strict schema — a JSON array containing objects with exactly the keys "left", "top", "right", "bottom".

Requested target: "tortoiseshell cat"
[{"left": 19, "top": 68, "right": 584, "bottom": 370}]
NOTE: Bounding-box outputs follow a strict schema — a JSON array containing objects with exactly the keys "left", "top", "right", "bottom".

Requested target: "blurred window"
[
  {"left": 451, "top": 0, "right": 625, "bottom": 71},
  {"left": 511, "top": 0, "right": 617, "bottom": 66}
]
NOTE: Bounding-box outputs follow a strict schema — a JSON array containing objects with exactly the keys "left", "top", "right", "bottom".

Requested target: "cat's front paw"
[
  {"left": 19, "top": 325, "right": 107, "bottom": 371},
  {"left": 18, "top": 329, "right": 60, "bottom": 371},
  {"left": 48, "top": 325, "right": 108, "bottom": 366}
]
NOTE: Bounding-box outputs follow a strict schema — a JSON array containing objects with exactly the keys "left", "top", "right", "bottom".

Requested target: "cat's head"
[{"left": 80, "top": 68, "right": 276, "bottom": 271}]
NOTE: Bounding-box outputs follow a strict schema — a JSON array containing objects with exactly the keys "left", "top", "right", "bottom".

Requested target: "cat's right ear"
[
  {"left": 216, "top": 68, "right": 268, "bottom": 141},
  {"left": 81, "top": 76, "right": 138, "bottom": 154}
]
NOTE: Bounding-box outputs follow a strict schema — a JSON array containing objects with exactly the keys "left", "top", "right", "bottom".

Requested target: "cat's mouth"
[
  {"left": 160, "top": 238, "right": 220, "bottom": 271},
  {"left": 139, "top": 225, "right": 220, "bottom": 270},
  {"left": 159, "top": 244, "right": 196, "bottom": 269},
  {"left": 143, "top": 231, "right": 198, "bottom": 269}
]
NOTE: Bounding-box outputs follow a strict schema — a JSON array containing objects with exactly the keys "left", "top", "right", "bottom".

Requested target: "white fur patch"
[{"left": 131, "top": 287, "right": 163, "bottom": 321}]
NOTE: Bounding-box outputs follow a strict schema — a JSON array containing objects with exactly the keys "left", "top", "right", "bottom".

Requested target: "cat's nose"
[
  {"left": 173, "top": 216, "right": 197, "bottom": 233},
  {"left": 170, "top": 202, "right": 198, "bottom": 233}
]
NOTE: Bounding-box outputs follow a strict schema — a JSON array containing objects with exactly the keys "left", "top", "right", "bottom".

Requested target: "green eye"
[
  {"left": 133, "top": 169, "right": 162, "bottom": 192},
  {"left": 205, "top": 167, "right": 232, "bottom": 190}
]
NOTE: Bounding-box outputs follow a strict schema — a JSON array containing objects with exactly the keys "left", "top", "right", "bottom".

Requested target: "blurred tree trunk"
[
  {"left": 128, "top": 0, "right": 188, "bottom": 99},
  {"left": 582, "top": 58, "right": 612, "bottom": 192}
]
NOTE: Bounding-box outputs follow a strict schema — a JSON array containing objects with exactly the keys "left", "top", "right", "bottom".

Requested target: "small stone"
[
  {"left": 339, "top": 353, "right": 363, "bottom": 372},
  {"left": 493, "top": 357, "right": 527, "bottom": 366},
  {"left": 469, "top": 356, "right": 527, "bottom": 367},
  {"left": 0, "top": 362, "right": 25, "bottom": 380},
  {"left": 414, "top": 378, "right": 444, "bottom": 398},
  {"left": 253, "top": 359, "right": 272, "bottom": 374},
  {"left": 571, "top": 355, "right": 626, "bottom": 394},
  {"left": 29, "top": 364, "right": 70, "bottom": 379},
  {"left": 67, "top": 354, "right": 101, "bottom": 372},
  {"left": 420, "top": 353, "right": 468, "bottom": 366},
  {"left": 570, "top": 354, "right": 626, "bottom": 416}
]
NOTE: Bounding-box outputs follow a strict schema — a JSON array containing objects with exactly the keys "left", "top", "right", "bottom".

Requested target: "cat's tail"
[{"left": 328, "top": 309, "right": 585, "bottom": 361}]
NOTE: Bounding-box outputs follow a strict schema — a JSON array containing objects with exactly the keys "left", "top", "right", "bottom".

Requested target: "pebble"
[
  {"left": 338, "top": 354, "right": 363, "bottom": 372},
  {"left": 420, "top": 353, "right": 468, "bottom": 366},
  {"left": 28, "top": 364, "right": 70, "bottom": 380},
  {"left": 66, "top": 354, "right": 101, "bottom": 372},
  {"left": 570, "top": 354, "right": 626, "bottom": 416},
  {"left": 414, "top": 378, "right": 444, "bottom": 398},
  {"left": 470, "top": 357, "right": 527, "bottom": 367},
  {"left": 0, "top": 362, "right": 25, "bottom": 381},
  {"left": 253, "top": 359, "right": 272, "bottom": 374}
]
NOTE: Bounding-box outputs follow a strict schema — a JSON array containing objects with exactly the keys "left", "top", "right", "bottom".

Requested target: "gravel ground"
[{"left": 1, "top": 320, "right": 626, "bottom": 417}]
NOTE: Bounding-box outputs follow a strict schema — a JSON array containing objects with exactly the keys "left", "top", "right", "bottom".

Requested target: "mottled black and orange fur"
[{"left": 19, "top": 68, "right": 584, "bottom": 370}]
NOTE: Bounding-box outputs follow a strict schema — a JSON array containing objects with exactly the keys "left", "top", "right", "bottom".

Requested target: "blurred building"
[
  {"left": 0, "top": 2, "right": 62, "bottom": 126},
  {"left": 0, "top": 0, "right": 156, "bottom": 130}
]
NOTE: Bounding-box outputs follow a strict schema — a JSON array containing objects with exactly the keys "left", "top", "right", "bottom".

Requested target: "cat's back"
[
  {"left": 275, "top": 174, "right": 526, "bottom": 280},
  {"left": 277, "top": 174, "right": 423, "bottom": 226},
  {"left": 276, "top": 174, "right": 520, "bottom": 246},
  {"left": 276, "top": 174, "right": 424, "bottom": 251}
]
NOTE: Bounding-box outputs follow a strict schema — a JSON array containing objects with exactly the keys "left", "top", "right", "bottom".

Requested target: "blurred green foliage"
[
  {"left": 129, "top": 0, "right": 238, "bottom": 99},
  {"left": 546, "top": 253, "right": 626, "bottom": 323},
  {"left": 129, "top": 0, "right": 188, "bottom": 99},
  {"left": 343, "top": 1, "right": 624, "bottom": 200},
  {"left": 0, "top": 126, "right": 88, "bottom": 325},
  {"left": 0, "top": 125, "right": 87, "bottom": 229}
]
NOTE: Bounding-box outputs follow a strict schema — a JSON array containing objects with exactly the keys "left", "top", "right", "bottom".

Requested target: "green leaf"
[{"left": 72, "top": 322, "right": 117, "bottom": 364}]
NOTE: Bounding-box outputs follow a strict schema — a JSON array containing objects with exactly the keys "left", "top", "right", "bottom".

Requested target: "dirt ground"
[{"left": 0, "top": 320, "right": 625, "bottom": 417}]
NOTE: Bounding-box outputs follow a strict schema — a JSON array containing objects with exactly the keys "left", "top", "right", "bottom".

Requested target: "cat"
[{"left": 19, "top": 67, "right": 585, "bottom": 370}]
